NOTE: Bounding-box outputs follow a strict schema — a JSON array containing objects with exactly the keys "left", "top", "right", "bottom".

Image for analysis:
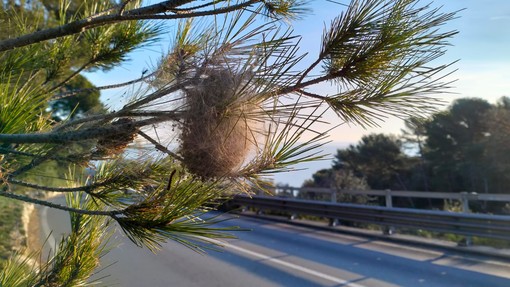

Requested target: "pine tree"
[{"left": 0, "top": 0, "right": 457, "bottom": 284}]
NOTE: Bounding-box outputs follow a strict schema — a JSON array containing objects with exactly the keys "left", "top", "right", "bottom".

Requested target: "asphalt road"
[{"left": 39, "top": 202, "right": 510, "bottom": 287}]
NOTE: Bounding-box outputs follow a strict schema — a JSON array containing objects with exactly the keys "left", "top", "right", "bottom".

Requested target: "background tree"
[
  {"left": 0, "top": 0, "right": 457, "bottom": 284},
  {"left": 301, "top": 168, "right": 370, "bottom": 205},
  {"left": 302, "top": 168, "right": 336, "bottom": 189},
  {"left": 48, "top": 75, "right": 104, "bottom": 120},
  {"left": 304, "top": 134, "right": 411, "bottom": 206},
  {"left": 333, "top": 134, "right": 408, "bottom": 190},
  {"left": 423, "top": 98, "right": 492, "bottom": 193},
  {"left": 400, "top": 117, "right": 429, "bottom": 190},
  {"left": 483, "top": 98, "right": 510, "bottom": 189}
]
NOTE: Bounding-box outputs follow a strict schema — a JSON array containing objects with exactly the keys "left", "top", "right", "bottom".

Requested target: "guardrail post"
[
  {"left": 460, "top": 192, "right": 470, "bottom": 213},
  {"left": 458, "top": 192, "right": 472, "bottom": 246},
  {"left": 383, "top": 190, "right": 395, "bottom": 235},
  {"left": 331, "top": 191, "right": 337, "bottom": 203},
  {"left": 385, "top": 190, "right": 393, "bottom": 208},
  {"left": 328, "top": 191, "right": 339, "bottom": 226}
]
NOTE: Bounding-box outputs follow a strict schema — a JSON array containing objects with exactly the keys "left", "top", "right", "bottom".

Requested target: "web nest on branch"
[
  {"left": 93, "top": 118, "right": 138, "bottom": 157},
  {"left": 179, "top": 67, "right": 262, "bottom": 178}
]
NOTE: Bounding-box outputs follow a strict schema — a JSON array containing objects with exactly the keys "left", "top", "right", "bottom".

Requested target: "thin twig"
[
  {"left": 0, "top": 147, "right": 34, "bottom": 157},
  {"left": 277, "top": 68, "right": 347, "bottom": 96},
  {"left": 8, "top": 147, "right": 59, "bottom": 178},
  {"left": 169, "top": 0, "right": 225, "bottom": 12},
  {"left": 297, "top": 89, "right": 328, "bottom": 100},
  {"left": 123, "top": 82, "right": 186, "bottom": 110},
  {"left": 118, "top": 0, "right": 135, "bottom": 15},
  {"left": 138, "top": 130, "right": 184, "bottom": 161},
  {"left": 8, "top": 178, "right": 116, "bottom": 193},
  {"left": 52, "top": 71, "right": 156, "bottom": 100},
  {"left": 0, "top": 188, "right": 122, "bottom": 216},
  {"left": 0, "top": 147, "right": 91, "bottom": 166},
  {"left": 47, "top": 61, "right": 93, "bottom": 94},
  {"left": 296, "top": 57, "right": 323, "bottom": 86},
  {"left": 166, "top": 170, "right": 176, "bottom": 191}
]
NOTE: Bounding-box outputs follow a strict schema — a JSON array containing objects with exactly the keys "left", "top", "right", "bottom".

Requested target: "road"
[{"left": 39, "top": 202, "right": 510, "bottom": 287}]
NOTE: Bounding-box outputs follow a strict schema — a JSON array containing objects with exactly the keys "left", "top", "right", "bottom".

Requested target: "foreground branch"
[
  {"left": 0, "top": 0, "right": 259, "bottom": 52},
  {"left": 0, "top": 117, "right": 169, "bottom": 144},
  {"left": 0, "top": 187, "right": 122, "bottom": 216}
]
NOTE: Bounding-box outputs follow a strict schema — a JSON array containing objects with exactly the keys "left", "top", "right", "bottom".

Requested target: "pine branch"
[
  {"left": 47, "top": 60, "right": 94, "bottom": 94},
  {"left": 277, "top": 68, "right": 347, "bottom": 95},
  {"left": 296, "top": 57, "right": 323, "bottom": 85},
  {"left": 0, "top": 0, "right": 260, "bottom": 52},
  {"left": 0, "top": 187, "right": 122, "bottom": 216},
  {"left": 138, "top": 131, "right": 184, "bottom": 161},
  {"left": 7, "top": 147, "right": 59, "bottom": 178},
  {"left": 52, "top": 71, "right": 156, "bottom": 100},
  {"left": 7, "top": 178, "right": 119, "bottom": 193},
  {"left": 122, "top": 82, "right": 187, "bottom": 109},
  {"left": 0, "top": 116, "right": 169, "bottom": 144},
  {"left": 53, "top": 110, "right": 183, "bottom": 132},
  {"left": 170, "top": 0, "right": 226, "bottom": 12},
  {"left": 118, "top": 0, "right": 136, "bottom": 15}
]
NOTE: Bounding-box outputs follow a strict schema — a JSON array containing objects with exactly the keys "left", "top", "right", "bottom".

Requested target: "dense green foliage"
[
  {"left": 422, "top": 98, "right": 510, "bottom": 195},
  {"left": 334, "top": 134, "right": 407, "bottom": 190}
]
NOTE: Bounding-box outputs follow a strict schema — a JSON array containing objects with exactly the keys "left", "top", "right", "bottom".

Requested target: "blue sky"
[
  {"left": 289, "top": 0, "right": 510, "bottom": 142},
  {"left": 84, "top": 1, "right": 510, "bottom": 185}
]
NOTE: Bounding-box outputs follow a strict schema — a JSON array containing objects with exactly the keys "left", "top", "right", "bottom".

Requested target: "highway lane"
[{"left": 39, "top": 203, "right": 510, "bottom": 287}]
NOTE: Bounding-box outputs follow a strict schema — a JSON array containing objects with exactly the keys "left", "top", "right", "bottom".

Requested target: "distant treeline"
[{"left": 303, "top": 97, "right": 510, "bottom": 212}]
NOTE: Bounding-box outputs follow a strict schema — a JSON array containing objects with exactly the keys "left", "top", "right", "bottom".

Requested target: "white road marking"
[{"left": 208, "top": 238, "right": 367, "bottom": 287}]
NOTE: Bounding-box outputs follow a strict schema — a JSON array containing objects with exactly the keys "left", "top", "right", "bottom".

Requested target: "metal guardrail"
[
  {"left": 270, "top": 187, "right": 510, "bottom": 214},
  {"left": 230, "top": 195, "right": 510, "bottom": 243}
]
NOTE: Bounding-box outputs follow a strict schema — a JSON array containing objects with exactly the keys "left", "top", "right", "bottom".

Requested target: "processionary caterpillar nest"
[
  {"left": 180, "top": 68, "right": 260, "bottom": 178},
  {"left": 94, "top": 118, "right": 138, "bottom": 157}
]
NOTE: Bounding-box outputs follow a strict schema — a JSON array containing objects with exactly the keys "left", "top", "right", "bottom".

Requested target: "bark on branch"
[
  {"left": 0, "top": 0, "right": 259, "bottom": 52},
  {"left": 0, "top": 117, "right": 169, "bottom": 144}
]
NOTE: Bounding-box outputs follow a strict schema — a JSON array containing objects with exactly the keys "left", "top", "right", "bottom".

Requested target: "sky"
[
  {"left": 84, "top": 0, "right": 510, "bottom": 186},
  {"left": 288, "top": 0, "right": 510, "bottom": 143}
]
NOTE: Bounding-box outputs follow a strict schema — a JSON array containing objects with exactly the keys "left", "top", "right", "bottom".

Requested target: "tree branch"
[
  {"left": 7, "top": 178, "right": 117, "bottom": 193},
  {"left": 138, "top": 130, "right": 184, "bottom": 161},
  {"left": 118, "top": 0, "right": 136, "bottom": 15},
  {"left": 277, "top": 69, "right": 347, "bottom": 96},
  {"left": 0, "top": 117, "right": 167, "bottom": 144},
  {"left": 0, "top": 0, "right": 259, "bottom": 52},
  {"left": 0, "top": 187, "right": 122, "bottom": 216},
  {"left": 297, "top": 89, "right": 327, "bottom": 100},
  {"left": 296, "top": 57, "right": 323, "bottom": 86},
  {"left": 53, "top": 109, "right": 183, "bottom": 133},
  {"left": 52, "top": 71, "right": 156, "bottom": 100},
  {"left": 7, "top": 147, "right": 59, "bottom": 178},
  {"left": 169, "top": 0, "right": 225, "bottom": 12},
  {"left": 122, "top": 83, "right": 186, "bottom": 110},
  {"left": 47, "top": 61, "right": 94, "bottom": 94}
]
